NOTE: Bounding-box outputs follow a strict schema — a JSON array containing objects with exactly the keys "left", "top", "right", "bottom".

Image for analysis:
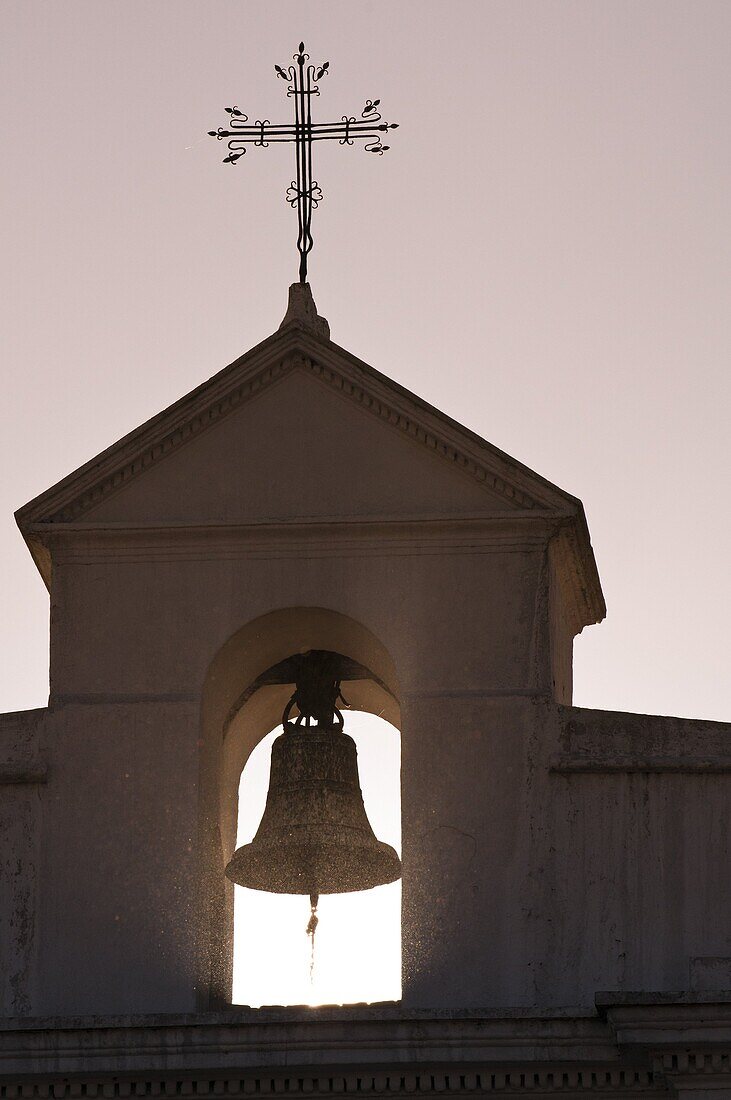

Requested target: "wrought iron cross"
[{"left": 208, "top": 42, "right": 398, "bottom": 284}]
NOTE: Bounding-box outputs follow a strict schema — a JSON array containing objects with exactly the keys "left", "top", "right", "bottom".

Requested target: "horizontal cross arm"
[
  {"left": 311, "top": 118, "right": 394, "bottom": 130},
  {"left": 209, "top": 122, "right": 297, "bottom": 144},
  {"left": 310, "top": 119, "right": 398, "bottom": 138},
  {"left": 211, "top": 119, "right": 397, "bottom": 145}
]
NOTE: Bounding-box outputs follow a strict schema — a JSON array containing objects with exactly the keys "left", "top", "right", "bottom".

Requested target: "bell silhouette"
[{"left": 225, "top": 652, "right": 401, "bottom": 897}]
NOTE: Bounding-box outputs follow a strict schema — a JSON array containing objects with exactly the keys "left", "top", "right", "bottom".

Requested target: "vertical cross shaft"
[{"left": 292, "top": 44, "right": 315, "bottom": 283}]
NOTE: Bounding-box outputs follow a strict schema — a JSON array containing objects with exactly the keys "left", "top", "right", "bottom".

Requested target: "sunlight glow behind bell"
[{"left": 232, "top": 712, "right": 401, "bottom": 1007}]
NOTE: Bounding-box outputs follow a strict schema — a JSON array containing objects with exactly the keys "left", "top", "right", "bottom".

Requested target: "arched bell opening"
[
  {"left": 199, "top": 608, "right": 401, "bottom": 1007},
  {"left": 232, "top": 709, "right": 401, "bottom": 1006}
]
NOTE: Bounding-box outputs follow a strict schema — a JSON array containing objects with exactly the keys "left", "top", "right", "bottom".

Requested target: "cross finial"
[{"left": 208, "top": 43, "right": 398, "bottom": 284}]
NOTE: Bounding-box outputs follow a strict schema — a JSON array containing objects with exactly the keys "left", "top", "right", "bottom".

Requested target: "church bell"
[{"left": 225, "top": 652, "right": 401, "bottom": 898}]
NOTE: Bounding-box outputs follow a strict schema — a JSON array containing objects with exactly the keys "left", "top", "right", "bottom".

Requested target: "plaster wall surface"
[
  {"left": 31, "top": 701, "right": 202, "bottom": 1016},
  {"left": 0, "top": 711, "right": 45, "bottom": 1017},
  {"left": 403, "top": 698, "right": 731, "bottom": 1008},
  {"left": 48, "top": 544, "right": 548, "bottom": 699}
]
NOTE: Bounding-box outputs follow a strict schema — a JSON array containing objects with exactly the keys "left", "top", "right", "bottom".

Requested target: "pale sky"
[{"left": 1, "top": 1, "right": 730, "bottom": 1004}]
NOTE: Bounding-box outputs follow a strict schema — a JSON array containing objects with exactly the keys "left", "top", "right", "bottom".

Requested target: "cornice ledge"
[
  {"left": 30, "top": 513, "right": 559, "bottom": 541},
  {"left": 549, "top": 521, "right": 606, "bottom": 636},
  {"left": 560, "top": 708, "right": 731, "bottom": 757},
  {"left": 18, "top": 351, "right": 558, "bottom": 534},
  {"left": 0, "top": 1065, "right": 662, "bottom": 1098},
  {"left": 652, "top": 1049, "right": 731, "bottom": 1081},
  {"left": 551, "top": 754, "right": 731, "bottom": 775},
  {"left": 597, "top": 995, "right": 731, "bottom": 1049},
  {"left": 0, "top": 1011, "right": 664, "bottom": 1092}
]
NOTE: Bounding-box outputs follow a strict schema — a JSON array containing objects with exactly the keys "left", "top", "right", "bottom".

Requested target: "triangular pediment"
[
  {"left": 17, "top": 328, "right": 577, "bottom": 525},
  {"left": 58, "top": 366, "right": 524, "bottom": 525},
  {"left": 16, "top": 316, "right": 605, "bottom": 627}
]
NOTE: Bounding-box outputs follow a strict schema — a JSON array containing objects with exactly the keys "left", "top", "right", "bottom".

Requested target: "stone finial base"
[{"left": 279, "top": 283, "right": 330, "bottom": 341}]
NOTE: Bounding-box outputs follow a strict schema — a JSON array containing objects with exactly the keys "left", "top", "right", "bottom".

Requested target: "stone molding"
[
  {"left": 598, "top": 995, "right": 731, "bottom": 1044},
  {"left": 37, "top": 515, "right": 556, "bottom": 566},
  {"left": 553, "top": 710, "right": 731, "bottom": 775},
  {"left": 551, "top": 755, "right": 731, "bottom": 774},
  {"left": 0, "top": 1066, "right": 660, "bottom": 1098},
  {"left": 0, "top": 1011, "right": 627, "bottom": 1073},
  {"left": 2, "top": 1004, "right": 730, "bottom": 1096},
  {"left": 655, "top": 1051, "right": 731, "bottom": 1078}
]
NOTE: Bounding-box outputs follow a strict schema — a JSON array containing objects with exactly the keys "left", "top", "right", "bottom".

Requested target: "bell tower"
[
  {"left": 3, "top": 282, "right": 731, "bottom": 1098},
  {"left": 7, "top": 281, "right": 603, "bottom": 1015}
]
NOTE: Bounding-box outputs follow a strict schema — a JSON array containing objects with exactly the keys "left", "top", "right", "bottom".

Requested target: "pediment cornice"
[
  {"left": 15, "top": 326, "right": 605, "bottom": 628},
  {"left": 18, "top": 333, "right": 555, "bottom": 528}
]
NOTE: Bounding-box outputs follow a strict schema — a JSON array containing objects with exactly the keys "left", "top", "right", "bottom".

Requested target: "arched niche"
[{"left": 198, "top": 607, "right": 401, "bottom": 1005}]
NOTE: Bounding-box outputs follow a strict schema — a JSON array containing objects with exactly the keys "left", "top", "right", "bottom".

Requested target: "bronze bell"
[{"left": 225, "top": 652, "right": 401, "bottom": 897}]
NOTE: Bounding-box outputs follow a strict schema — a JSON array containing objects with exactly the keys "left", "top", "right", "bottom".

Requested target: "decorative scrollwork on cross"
[{"left": 208, "top": 42, "right": 398, "bottom": 283}]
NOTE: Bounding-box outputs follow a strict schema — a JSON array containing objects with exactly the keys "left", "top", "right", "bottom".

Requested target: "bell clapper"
[{"left": 306, "top": 892, "right": 319, "bottom": 982}]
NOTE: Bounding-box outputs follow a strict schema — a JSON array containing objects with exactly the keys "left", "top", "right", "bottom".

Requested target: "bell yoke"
[{"left": 225, "top": 650, "right": 402, "bottom": 904}]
